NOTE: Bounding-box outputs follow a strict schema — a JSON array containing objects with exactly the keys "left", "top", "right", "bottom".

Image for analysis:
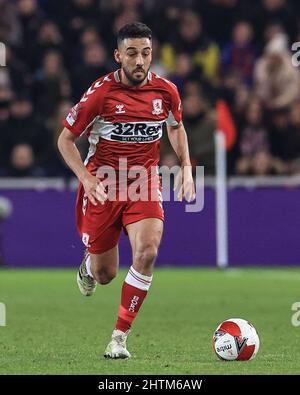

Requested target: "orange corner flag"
[{"left": 216, "top": 99, "right": 237, "bottom": 151}]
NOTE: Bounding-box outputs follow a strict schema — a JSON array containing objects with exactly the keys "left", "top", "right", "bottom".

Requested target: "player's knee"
[
  {"left": 134, "top": 244, "right": 158, "bottom": 267},
  {"left": 93, "top": 268, "right": 116, "bottom": 285}
]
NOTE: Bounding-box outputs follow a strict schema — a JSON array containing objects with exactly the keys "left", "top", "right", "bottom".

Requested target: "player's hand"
[
  {"left": 81, "top": 173, "right": 107, "bottom": 206},
  {"left": 174, "top": 165, "right": 196, "bottom": 202}
]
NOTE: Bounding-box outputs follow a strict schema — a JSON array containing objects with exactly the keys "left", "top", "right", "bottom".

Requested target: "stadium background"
[{"left": 1, "top": 0, "right": 300, "bottom": 375}]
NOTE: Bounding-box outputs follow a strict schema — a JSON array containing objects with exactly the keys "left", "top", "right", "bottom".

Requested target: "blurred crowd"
[{"left": 1, "top": 0, "right": 300, "bottom": 177}]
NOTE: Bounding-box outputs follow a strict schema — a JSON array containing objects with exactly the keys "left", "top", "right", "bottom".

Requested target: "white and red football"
[{"left": 213, "top": 318, "right": 260, "bottom": 361}]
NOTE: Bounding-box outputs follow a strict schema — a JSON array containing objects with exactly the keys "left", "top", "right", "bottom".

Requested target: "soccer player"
[{"left": 58, "top": 22, "right": 195, "bottom": 359}]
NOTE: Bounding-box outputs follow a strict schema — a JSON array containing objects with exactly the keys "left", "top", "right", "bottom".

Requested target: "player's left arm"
[{"left": 166, "top": 121, "right": 196, "bottom": 202}]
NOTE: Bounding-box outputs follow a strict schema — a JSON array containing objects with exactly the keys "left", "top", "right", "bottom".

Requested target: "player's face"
[{"left": 115, "top": 38, "right": 152, "bottom": 86}]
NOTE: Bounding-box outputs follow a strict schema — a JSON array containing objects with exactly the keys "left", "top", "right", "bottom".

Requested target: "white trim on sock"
[
  {"left": 125, "top": 266, "right": 153, "bottom": 291},
  {"left": 85, "top": 255, "right": 94, "bottom": 278},
  {"left": 130, "top": 266, "right": 153, "bottom": 282}
]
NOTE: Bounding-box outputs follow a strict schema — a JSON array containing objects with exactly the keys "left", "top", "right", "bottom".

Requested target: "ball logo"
[
  {"left": 214, "top": 330, "right": 226, "bottom": 340},
  {"left": 216, "top": 344, "right": 232, "bottom": 353},
  {"left": 234, "top": 336, "right": 248, "bottom": 353}
]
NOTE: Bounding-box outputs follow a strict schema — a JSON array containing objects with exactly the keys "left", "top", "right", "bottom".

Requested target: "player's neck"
[{"left": 119, "top": 69, "right": 148, "bottom": 88}]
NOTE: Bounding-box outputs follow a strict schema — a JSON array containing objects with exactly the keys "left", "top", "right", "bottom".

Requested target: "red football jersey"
[{"left": 63, "top": 70, "right": 182, "bottom": 174}]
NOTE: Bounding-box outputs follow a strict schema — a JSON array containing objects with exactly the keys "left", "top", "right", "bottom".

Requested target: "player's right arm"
[
  {"left": 57, "top": 127, "right": 107, "bottom": 206},
  {"left": 58, "top": 78, "right": 108, "bottom": 205}
]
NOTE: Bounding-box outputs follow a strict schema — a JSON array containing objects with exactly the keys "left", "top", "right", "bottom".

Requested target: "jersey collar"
[{"left": 113, "top": 69, "right": 152, "bottom": 85}]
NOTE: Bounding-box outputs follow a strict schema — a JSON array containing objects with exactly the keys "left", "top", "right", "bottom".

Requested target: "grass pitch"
[{"left": 1, "top": 267, "right": 300, "bottom": 375}]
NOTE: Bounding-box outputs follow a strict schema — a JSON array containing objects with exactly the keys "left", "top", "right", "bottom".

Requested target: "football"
[{"left": 213, "top": 318, "right": 260, "bottom": 361}]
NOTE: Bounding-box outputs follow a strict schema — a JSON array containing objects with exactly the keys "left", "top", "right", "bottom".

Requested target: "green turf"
[{"left": 1, "top": 267, "right": 300, "bottom": 374}]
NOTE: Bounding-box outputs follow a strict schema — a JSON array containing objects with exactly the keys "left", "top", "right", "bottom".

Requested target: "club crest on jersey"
[
  {"left": 115, "top": 104, "right": 126, "bottom": 114},
  {"left": 152, "top": 99, "right": 163, "bottom": 115}
]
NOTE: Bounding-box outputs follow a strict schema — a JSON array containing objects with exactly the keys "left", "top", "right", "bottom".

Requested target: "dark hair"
[{"left": 117, "top": 22, "right": 152, "bottom": 46}]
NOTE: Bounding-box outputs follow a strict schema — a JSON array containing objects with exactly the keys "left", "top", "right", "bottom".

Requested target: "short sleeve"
[
  {"left": 63, "top": 85, "right": 100, "bottom": 136},
  {"left": 166, "top": 83, "right": 182, "bottom": 126}
]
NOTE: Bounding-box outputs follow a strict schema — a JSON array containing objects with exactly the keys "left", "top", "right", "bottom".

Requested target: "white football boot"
[
  {"left": 76, "top": 250, "right": 97, "bottom": 296},
  {"left": 104, "top": 329, "right": 131, "bottom": 359}
]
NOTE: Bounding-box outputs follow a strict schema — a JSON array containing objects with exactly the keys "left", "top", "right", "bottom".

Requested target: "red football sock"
[{"left": 115, "top": 266, "right": 153, "bottom": 333}]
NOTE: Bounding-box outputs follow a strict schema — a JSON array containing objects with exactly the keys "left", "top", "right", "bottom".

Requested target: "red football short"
[{"left": 76, "top": 180, "right": 164, "bottom": 254}]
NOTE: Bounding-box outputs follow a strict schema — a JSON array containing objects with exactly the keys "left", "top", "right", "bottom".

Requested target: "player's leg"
[
  {"left": 126, "top": 217, "right": 163, "bottom": 275},
  {"left": 76, "top": 184, "right": 123, "bottom": 296},
  {"left": 89, "top": 246, "right": 119, "bottom": 284},
  {"left": 104, "top": 218, "right": 163, "bottom": 359},
  {"left": 77, "top": 245, "right": 119, "bottom": 296},
  {"left": 116, "top": 218, "right": 163, "bottom": 330}
]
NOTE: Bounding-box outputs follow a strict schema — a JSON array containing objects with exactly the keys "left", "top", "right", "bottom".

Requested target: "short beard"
[{"left": 122, "top": 65, "right": 149, "bottom": 86}]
